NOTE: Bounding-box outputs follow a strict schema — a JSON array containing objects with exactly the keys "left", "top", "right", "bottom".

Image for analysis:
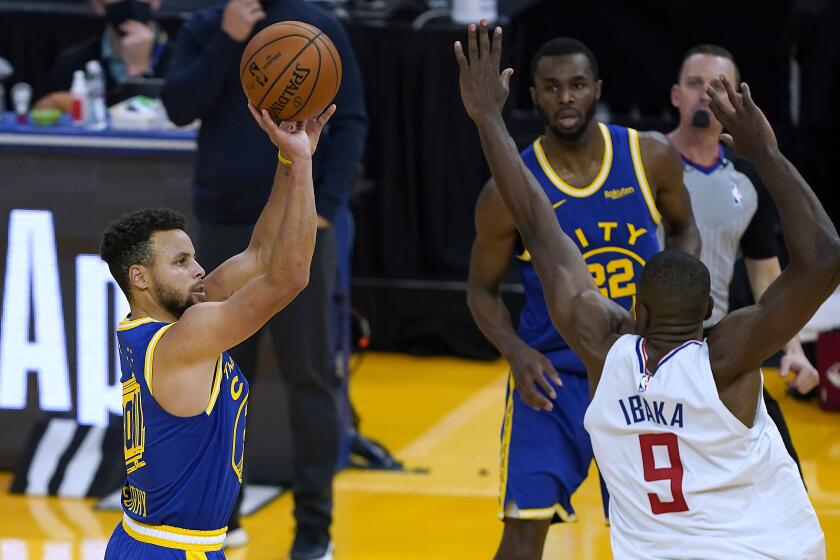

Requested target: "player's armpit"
[{"left": 639, "top": 132, "right": 701, "bottom": 257}]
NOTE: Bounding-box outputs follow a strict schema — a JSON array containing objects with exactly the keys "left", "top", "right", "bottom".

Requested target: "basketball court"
[{"left": 1, "top": 352, "right": 837, "bottom": 559}]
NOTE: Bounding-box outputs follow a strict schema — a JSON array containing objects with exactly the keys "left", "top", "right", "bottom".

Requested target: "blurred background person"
[
  {"left": 34, "top": 0, "right": 172, "bottom": 112},
  {"left": 161, "top": 1, "right": 367, "bottom": 559},
  {"left": 667, "top": 44, "right": 818, "bottom": 479}
]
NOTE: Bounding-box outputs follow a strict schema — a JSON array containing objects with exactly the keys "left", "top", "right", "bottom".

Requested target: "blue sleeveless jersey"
[
  {"left": 516, "top": 123, "right": 662, "bottom": 375},
  {"left": 116, "top": 316, "right": 249, "bottom": 532}
]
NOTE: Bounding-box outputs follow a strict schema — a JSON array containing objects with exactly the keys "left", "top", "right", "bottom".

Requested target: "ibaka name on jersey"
[{"left": 618, "top": 395, "right": 685, "bottom": 428}]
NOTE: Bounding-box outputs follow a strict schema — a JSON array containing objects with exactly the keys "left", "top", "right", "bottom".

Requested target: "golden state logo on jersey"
[{"left": 221, "top": 354, "right": 248, "bottom": 483}]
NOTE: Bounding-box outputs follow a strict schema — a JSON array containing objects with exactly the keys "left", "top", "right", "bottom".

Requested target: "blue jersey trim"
[
  {"left": 680, "top": 145, "right": 724, "bottom": 175},
  {"left": 656, "top": 340, "right": 703, "bottom": 369},
  {"left": 635, "top": 337, "right": 645, "bottom": 374}
]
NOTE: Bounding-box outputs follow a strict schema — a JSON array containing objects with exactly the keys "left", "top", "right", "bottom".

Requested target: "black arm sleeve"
[{"left": 730, "top": 150, "right": 780, "bottom": 260}]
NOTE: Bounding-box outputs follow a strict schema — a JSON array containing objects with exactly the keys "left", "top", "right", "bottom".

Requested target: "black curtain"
[{"left": 2, "top": 3, "right": 837, "bottom": 358}]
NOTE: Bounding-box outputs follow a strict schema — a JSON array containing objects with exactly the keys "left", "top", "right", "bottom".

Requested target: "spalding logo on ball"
[{"left": 240, "top": 21, "right": 342, "bottom": 122}]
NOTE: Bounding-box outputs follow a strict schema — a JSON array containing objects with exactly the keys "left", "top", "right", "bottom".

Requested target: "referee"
[{"left": 667, "top": 44, "right": 818, "bottom": 476}]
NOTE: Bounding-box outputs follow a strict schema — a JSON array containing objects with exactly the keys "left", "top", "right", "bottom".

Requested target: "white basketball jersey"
[{"left": 584, "top": 334, "right": 824, "bottom": 559}]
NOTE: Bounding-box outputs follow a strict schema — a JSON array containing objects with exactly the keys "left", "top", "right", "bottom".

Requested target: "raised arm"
[
  {"left": 467, "top": 180, "right": 562, "bottom": 411},
  {"left": 707, "top": 76, "right": 840, "bottom": 382},
  {"left": 455, "top": 22, "right": 631, "bottom": 379},
  {"left": 639, "top": 132, "right": 701, "bottom": 256},
  {"left": 203, "top": 105, "right": 336, "bottom": 302},
  {"left": 151, "top": 108, "right": 322, "bottom": 415}
]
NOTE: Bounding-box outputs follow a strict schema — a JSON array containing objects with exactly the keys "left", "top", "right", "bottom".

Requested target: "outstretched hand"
[
  {"left": 706, "top": 75, "right": 777, "bottom": 162},
  {"left": 780, "top": 351, "right": 820, "bottom": 395},
  {"left": 247, "top": 103, "right": 337, "bottom": 163},
  {"left": 454, "top": 20, "right": 514, "bottom": 124}
]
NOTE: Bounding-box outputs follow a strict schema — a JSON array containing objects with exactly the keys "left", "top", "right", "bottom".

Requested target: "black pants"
[{"left": 198, "top": 221, "right": 340, "bottom": 536}]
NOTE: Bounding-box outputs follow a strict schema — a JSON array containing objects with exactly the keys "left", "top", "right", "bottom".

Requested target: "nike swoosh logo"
[{"left": 552, "top": 199, "right": 567, "bottom": 209}]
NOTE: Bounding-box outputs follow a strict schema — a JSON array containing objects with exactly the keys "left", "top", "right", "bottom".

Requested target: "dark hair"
[
  {"left": 100, "top": 208, "right": 187, "bottom": 298},
  {"left": 530, "top": 37, "right": 600, "bottom": 85},
  {"left": 638, "top": 250, "right": 711, "bottom": 321},
  {"left": 679, "top": 44, "right": 741, "bottom": 83}
]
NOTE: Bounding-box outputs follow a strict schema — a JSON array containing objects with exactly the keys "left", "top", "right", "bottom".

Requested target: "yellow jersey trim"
[
  {"left": 581, "top": 246, "right": 647, "bottom": 266},
  {"left": 510, "top": 504, "right": 578, "bottom": 522},
  {"left": 122, "top": 514, "right": 226, "bottom": 552},
  {"left": 143, "top": 323, "right": 175, "bottom": 396},
  {"left": 117, "top": 317, "right": 157, "bottom": 331},
  {"left": 533, "top": 123, "right": 613, "bottom": 198},
  {"left": 231, "top": 394, "right": 249, "bottom": 483},
  {"left": 627, "top": 128, "right": 662, "bottom": 224},
  {"left": 498, "top": 375, "right": 515, "bottom": 517},
  {"left": 205, "top": 356, "right": 224, "bottom": 415}
]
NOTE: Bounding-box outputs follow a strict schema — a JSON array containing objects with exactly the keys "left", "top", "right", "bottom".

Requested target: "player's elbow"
[
  {"left": 286, "top": 268, "right": 310, "bottom": 298},
  {"left": 466, "top": 279, "right": 493, "bottom": 309},
  {"left": 797, "top": 236, "right": 840, "bottom": 277}
]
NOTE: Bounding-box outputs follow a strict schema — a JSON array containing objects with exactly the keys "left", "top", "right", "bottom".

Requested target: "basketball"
[{"left": 239, "top": 21, "right": 342, "bottom": 123}]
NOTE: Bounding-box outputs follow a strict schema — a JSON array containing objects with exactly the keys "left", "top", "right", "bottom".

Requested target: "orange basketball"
[{"left": 240, "top": 21, "right": 342, "bottom": 122}]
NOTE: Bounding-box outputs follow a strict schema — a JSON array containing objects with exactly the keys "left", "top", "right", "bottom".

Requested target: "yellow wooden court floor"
[{"left": 1, "top": 352, "right": 838, "bottom": 559}]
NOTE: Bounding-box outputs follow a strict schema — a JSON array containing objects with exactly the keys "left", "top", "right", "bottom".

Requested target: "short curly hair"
[{"left": 100, "top": 208, "right": 187, "bottom": 298}]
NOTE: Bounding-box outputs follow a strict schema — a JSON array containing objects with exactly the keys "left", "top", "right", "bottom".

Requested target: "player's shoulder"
[
  {"left": 637, "top": 130, "right": 682, "bottom": 172},
  {"left": 637, "top": 130, "right": 677, "bottom": 156}
]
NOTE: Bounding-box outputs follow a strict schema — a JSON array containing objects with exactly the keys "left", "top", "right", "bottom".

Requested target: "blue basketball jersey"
[
  {"left": 116, "top": 316, "right": 249, "bottom": 536},
  {"left": 516, "top": 123, "right": 661, "bottom": 375}
]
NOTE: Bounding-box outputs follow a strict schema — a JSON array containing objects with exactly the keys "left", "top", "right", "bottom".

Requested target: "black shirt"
[{"left": 160, "top": 0, "right": 368, "bottom": 224}]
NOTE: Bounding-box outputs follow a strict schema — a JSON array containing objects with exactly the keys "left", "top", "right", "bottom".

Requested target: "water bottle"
[
  {"left": 86, "top": 60, "right": 107, "bottom": 129},
  {"left": 70, "top": 70, "right": 88, "bottom": 126}
]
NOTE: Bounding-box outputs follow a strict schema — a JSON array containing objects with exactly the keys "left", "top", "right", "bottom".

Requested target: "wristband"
[{"left": 278, "top": 151, "right": 293, "bottom": 166}]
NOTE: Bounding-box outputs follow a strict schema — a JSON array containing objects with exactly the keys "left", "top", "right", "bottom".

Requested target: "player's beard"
[
  {"left": 539, "top": 100, "right": 597, "bottom": 144},
  {"left": 152, "top": 280, "right": 194, "bottom": 318}
]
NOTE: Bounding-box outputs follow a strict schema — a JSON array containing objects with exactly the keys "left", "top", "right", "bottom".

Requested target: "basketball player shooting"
[
  {"left": 456, "top": 21, "right": 833, "bottom": 558},
  {"left": 100, "top": 103, "right": 335, "bottom": 559}
]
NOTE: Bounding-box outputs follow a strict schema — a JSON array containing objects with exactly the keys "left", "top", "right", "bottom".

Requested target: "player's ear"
[
  {"left": 705, "top": 296, "right": 714, "bottom": 321},
  {"left": 593, "top": 79, "right": 602, "bottom": 101},
  {"left": 671, "top": 83, "right": 681, "bottom": 109},
  {"left": 529, "top": 86, "right": 537, "bottom": 108},
  {"left": 635, "top": 302, "right": 650, "bottom": 333},
  {"left": 128, "top": 264, "right": 150, "bottom": 291}
]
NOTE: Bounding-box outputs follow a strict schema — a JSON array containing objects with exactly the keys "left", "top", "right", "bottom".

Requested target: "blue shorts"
[
  {"left": 499, "top": 371, "right": 609, "bottom": 523},
  {"left": 105, "top": 520, "right": 227, "bottom": 560}
]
